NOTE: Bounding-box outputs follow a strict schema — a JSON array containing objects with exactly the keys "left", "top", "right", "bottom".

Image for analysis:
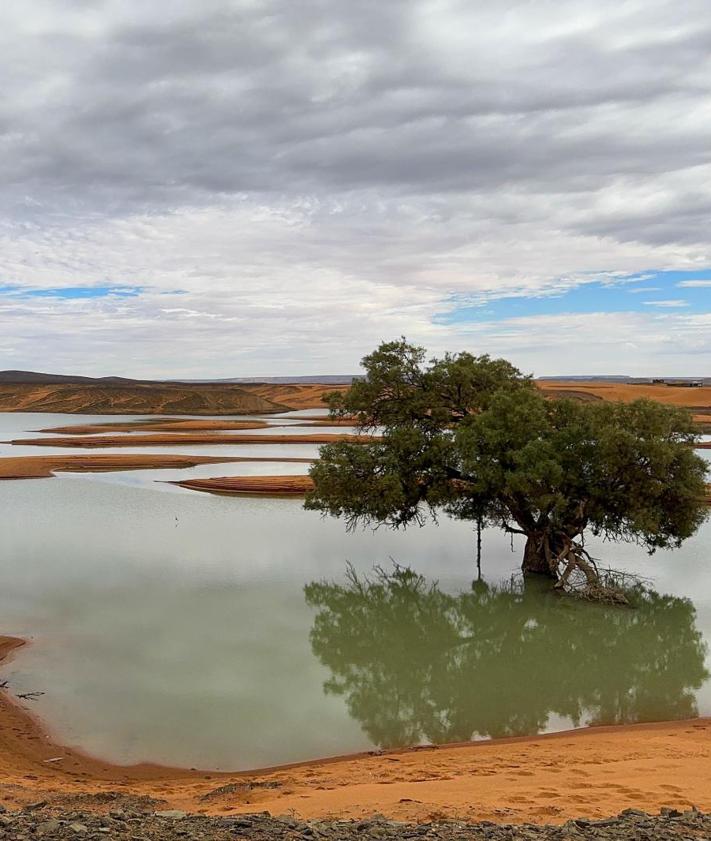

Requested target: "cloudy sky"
[{"left": 1, "top": 0, "right": 710, "bottom": 377}]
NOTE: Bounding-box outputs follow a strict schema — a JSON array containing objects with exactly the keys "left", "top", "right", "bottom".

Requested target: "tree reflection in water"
[{"left": 305, "top": 566, "right": 709, "bottom": 749}]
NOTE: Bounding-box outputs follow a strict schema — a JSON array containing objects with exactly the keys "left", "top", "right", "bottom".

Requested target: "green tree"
[
  {"left": 305, "top": 566, "right": 708, "bottom": 747},
  {"left": 306, "top": 339, "right": 708, "bottom": 585}
]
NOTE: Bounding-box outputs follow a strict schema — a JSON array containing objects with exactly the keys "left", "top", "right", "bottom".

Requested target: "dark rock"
[{"left": 36, "top": 818, "right": 62, "bottom": 835}]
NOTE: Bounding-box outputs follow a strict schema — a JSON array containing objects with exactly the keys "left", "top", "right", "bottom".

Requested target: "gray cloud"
[
  {"left": 3, "top": 1, "right": 710, "bottom": 206},
  {"left": 0, "top": 0, "right": 710, "bottom": 374}
]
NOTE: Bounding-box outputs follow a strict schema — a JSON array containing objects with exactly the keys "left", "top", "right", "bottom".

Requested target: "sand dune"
[
  {"left": 0, "top": 454, "right": 313, "bottom": 480},
  {"left": 39, "top": 419, "right": 271, "bottom": 435},
  {"left": 0, "top": 381, "right": 289, "bottom": 415},
  {"left": 242, "top": 382, "right": 350, "bottom": 410},
  {"left": 9, "top": 433, "right": 374, "bottom": 449},
  {"left": 538, "top": 381, "right": 711, "bottom": 410},
  {"left": 174, "top": 474, "right": 314, "bottom": 496},
  {"left": 3, "top": 376, "right": 710, "bottom": 419}
]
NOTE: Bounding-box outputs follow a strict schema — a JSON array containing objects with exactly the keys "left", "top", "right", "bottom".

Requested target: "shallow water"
[{"left": 0, "top": 414, "right": 709, "bottom": 770}]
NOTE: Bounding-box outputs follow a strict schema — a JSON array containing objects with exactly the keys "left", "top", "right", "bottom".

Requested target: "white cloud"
[
  {"left": 677, "top": 280, "right": 711, "bottom": 288},
  {"left": 643, "top": 299, "right": 689, "bottom": 308},
  {"left": 0, "top": 0, "right": 709, "bottom": 375}
]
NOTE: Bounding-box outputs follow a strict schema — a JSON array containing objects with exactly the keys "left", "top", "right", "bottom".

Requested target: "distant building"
[{"left": 666, "top": 380, "right": 703, "bottom": 387}]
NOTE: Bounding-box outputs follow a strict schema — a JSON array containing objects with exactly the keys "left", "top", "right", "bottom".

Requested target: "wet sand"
[
  {"left": 0, "top": 454, "right": 312, "bottom": 480},
  {"left": 173, "top": 475, "right": 314, "bottom": 496},
  {"left": 9, "top": 433, "right": 373, "bottom": 449},
  {"left": 38, "top": 420, "right": 272, "bottom": 435},
  {"left": 2, "top": 637, "right": 711, "bottom": 824}
]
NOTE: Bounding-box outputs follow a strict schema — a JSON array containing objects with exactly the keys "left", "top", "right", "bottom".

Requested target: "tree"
[
  {"left": 305, "top": 566, "right": 708, "bottom": 747},
  {"left": 306, "top": 339, "right": 708, "bottom": 587}
]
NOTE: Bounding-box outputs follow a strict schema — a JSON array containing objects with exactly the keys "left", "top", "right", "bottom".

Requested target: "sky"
[{"left": 0, "top": 0, "right": 709, "bottom": 378}]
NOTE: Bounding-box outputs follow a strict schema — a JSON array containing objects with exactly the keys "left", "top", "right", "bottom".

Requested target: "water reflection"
[{"left": 305, "top": 566, "right": 709, "bottom": 748}]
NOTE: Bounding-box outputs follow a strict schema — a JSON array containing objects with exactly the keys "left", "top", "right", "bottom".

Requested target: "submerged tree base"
[
  {"left": 519, "top": 532, "right": 634, "bottom": 603},
  {"left": 520, "top": 564, "right": 650, "bottom": 606}
]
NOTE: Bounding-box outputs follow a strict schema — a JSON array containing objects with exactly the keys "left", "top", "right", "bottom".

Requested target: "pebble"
[
  {"left": 37, "top": 819, "right": 62, "bottom": 835},
  {"left": 0, "top": 807, "right": 708, "bottom": 840}
]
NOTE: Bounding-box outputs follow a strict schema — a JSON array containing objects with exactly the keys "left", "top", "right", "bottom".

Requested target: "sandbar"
[
  {"left": 0, "top": 454, "right": 312, "bottom": 480},
  {"left": 8, "top": 433, "right": 374, "bottom": 449}
]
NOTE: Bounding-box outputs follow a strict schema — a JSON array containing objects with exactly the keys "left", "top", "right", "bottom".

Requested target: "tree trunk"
[{"left": 521, "top": 534, "right": 556, "bottom": 578}]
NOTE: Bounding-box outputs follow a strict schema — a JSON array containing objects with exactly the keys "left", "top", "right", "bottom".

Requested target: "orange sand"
[
  {"left": 176, "top": 476, "right": 710, "bottom": 503},
  {"left": 174, "top": 475, "right": 314, "bottom": 496},
  {"left": 38, "top": 420, "right": 271, "bottom": 435},
  {"left": 538, "top": 380, "right": 711, "bottom": 410},
  {"left": 10, "top": 433, "right": 374, "bottom": 449},
  {"left": 2, "top": 637, "right": 711, "bottom": 824},
  {"left": 242, "top": 383, "right": 350, "bottom": 410},
  {"left": 0, "top": 454, "right": 312, "bottom": 480}
]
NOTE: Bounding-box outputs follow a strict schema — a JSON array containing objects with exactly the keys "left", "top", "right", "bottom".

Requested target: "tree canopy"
[
  {"left": 305, "top": 566, "right": 708, "bottom": 747},
  {"left": 306, "top": 339, "right": 708, "bottom": 588}
]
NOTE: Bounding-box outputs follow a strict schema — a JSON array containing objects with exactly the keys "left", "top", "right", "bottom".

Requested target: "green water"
[
  {"left": 0, "top": 415, "right": 709, "bottom": 770},
  {"left": 306, "top": 567, "right": 708, "bottom": 747}
]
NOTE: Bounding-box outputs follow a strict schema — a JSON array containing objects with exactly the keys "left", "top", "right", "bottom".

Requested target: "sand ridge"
[
  {"left": 173, "top": 475, "right": 315, "bottom": 496},
  {"left": 8, "top": 433, "right": 374, "bottom": 449},
  {"left": 0, "top": 382, "right": 290, "bottom": 416},
  {"left": 0, "top": 454, "right": 312, "bottom": 480}
]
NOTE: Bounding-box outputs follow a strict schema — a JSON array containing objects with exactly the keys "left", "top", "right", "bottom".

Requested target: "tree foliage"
[
  {"left": 306, "top": 339, "right": 708, "bottom": 584},
  {"left": 305, "top": 566, "right": 708, "bottom": 747}
]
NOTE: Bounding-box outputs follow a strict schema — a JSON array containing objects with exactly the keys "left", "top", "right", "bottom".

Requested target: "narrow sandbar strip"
[
  {"left": 174, "top": 475, "right": 315, "bottom": 496},
  {"left": 37, "top": 419, "right": 271, "bottom": 435},
  {"left": 0, "top": 454, "right": 312, "bottom": 480},
  {"left": 9, "top": 433, "right": 374, "bottom": 449}
]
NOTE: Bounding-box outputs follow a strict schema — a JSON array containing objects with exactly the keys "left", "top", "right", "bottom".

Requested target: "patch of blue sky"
[
  {"left": 437, "top": 269, "right": 711, "bottom": 325},
  {"left": 0, "top": 284, "right": 143, "bottom": 299}
]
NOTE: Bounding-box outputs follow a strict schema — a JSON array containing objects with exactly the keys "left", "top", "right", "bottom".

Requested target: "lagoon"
[{"left": 0, "top": 415, "right": 710, "bottom": 771}]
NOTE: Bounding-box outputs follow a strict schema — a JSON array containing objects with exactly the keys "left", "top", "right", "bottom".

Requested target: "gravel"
[{"left": 0, "top": 807, "right": 709, "bottom": 840}]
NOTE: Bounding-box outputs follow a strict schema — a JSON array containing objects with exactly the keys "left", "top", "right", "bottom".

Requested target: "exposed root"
[{"left": 544, "top": 534, "right": 630, "bottom": 604}]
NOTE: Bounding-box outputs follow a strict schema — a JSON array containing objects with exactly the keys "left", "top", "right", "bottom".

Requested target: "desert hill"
[
  {"left": 0, "top": 381, "right": 289, "bottom": 416},
  {"left": 537, "top": 380, "right": 711, "bottom": 407},
  {"left": 1, "top": 370, "right": 710, "bottom": 419},
  {"left": 243, "top": 382, "right": 349, "bottom": 410},
  {"left": 0, "top": 371, "right": 350, "bottom": 415}
]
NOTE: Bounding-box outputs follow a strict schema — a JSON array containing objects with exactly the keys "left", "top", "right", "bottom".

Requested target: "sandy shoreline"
[{"left": 2, "top": 635, "right": 711, "bottom": 824}]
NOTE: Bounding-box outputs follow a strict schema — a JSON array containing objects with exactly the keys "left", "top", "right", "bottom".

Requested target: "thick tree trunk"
[{"left": 521, "top": 535, "right": 556, "bottom": 578}]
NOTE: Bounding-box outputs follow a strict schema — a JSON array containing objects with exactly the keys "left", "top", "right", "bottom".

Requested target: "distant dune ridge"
[
  {"left": 0, "top": 370, "right": 710, "bottom": 419},
  {"left": 0, "top": 370, "right": 351, "bottom": 415},
  {"left": 0, "top": 381, "right": 289, "bottom": 416}
]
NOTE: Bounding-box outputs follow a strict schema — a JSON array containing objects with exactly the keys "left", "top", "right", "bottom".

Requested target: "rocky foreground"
[{"left": 1, "top": 806, "right": 710, "bottom": 841}]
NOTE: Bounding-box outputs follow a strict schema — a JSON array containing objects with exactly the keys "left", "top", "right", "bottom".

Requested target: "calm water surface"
[{"left": 0, "top": 415, "right": 709, "bottom": 770}]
